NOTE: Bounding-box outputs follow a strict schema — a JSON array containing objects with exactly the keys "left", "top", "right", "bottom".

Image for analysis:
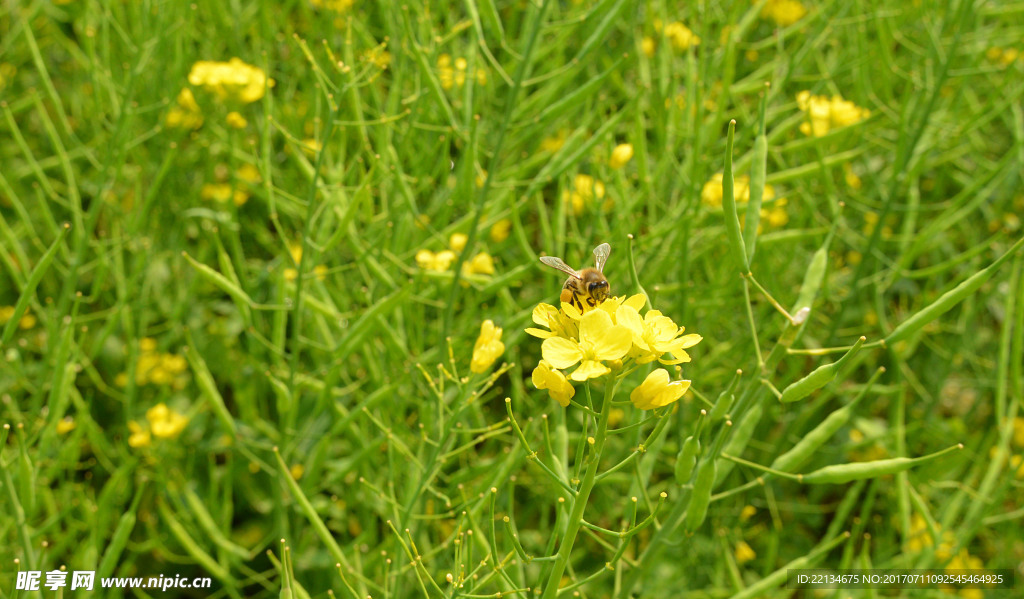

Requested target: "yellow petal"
[
  {"left": 571, "top": 360, "right": 611, "bottom": 382},
  {"left": 525, "top": 327, "right": 556, "bottom": 339},
  {"left": 542, "top": 337, "right": 583, "bottom": 369}
]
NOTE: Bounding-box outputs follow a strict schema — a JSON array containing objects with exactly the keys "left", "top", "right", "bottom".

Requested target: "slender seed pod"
[
  {"left": 715, "top": 402, "right": 763, "bottom": 486},
  {"left": 744, "top": 88, "right": 769, "bottom": 261},
  {"left": 779, "top": 337, "right": 866, "bottom": 403},
  {"left": 685, "top": 459, "right": 718, "bottom": 531},
  {"left": 794, "top": 247, "right": 829, "bottom": 315},
  {"left": 771, "top": 368, "right": 884, "bottom": 473},
  {"left": 886, "top": 237, "right": 1024, "bottom": 345},
  {"left": 674, "top": 435, "right": 701, "bottom": 484},
  {"left": 721, "top": 120, "right": 749, "bottom": 273},
  {"left": 801, "top": 444, "right": 961, "bottom": 484}
]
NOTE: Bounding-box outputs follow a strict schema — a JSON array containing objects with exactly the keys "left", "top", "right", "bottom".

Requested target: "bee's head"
[{"left": 588, "top": 279, "right": 610, "bottom": 303}]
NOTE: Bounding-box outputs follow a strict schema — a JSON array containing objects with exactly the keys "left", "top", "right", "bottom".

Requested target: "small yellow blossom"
[
  {"left": 449, "top": 233, "right": 468, "bottom": 253},
  {"left": 490, "top": 219, "right": 512, "bottom": 243},
  {"left": 290, "top": 464, "right": 305, "bottom": 480},
  {"left": 134, "top": 341, "right": 189, "bottom": 389},
  {"left": 796, "top": 91, "right": 870, "bottom": 137},
  {"left": 416, "top": 249, "right": 457, "bottom": 272},
  {"left": 758, "top": 0, "right": 807, "bottom": 27},
  {"left": 471, "top": 320, "right": 505, "bottom": 374},
  {"left": 700, "top": 173, "right": 776, "bottom": 209},
  {"left": 563, "top": 173, "right": 607, "bottom": 215},
  {"left": 165, "top": 87, "right": 203, "bottom": 129},
  {"left": 641, "top": 36, "right": 657, "bottom": 58},
  {"left": 734, "top": 540, "right": 756, "bottom": 564},
  {"left": 526, "top": 303, "right": 580, "bottom": 340},
  {"left": 630, "top": 368, "right": 690, "bottom": 410},
  {"left": 146, "top": 403, "right": 189, "bottom": 439},
  {"left": 740, "top": 505, "right": 757, "bottom": 521},
  {"left": 906, "top": 513, "right": 935, "bottom": 552},
  {"left": 462, "top": 252, "right": 495, "bottom": 276},
  {"left": 225, "top": 111, "right": 248, "bottom": 129},
  {"left": 609, "top": 143, "right": 634, "bottom": 169},
  {"left": 237, "top": 163, "right": 262, "bottom": 184},
  {"left": 542, "top": 309, "right": 632, "bottom": 381},
  {"left": 56, "top": 417, "right": 76, "bottom": 435},
  {"left": 616, "top": 304, "right": 703, "bottom": 365},
  {"left": 540, "top": 130, "right": 569, "bottom": 153},
  {"left": 532, "top": 360, "right": 576, "bottom": 407},
  {"left": 128, "top": 421, "right": 151, "bottom": 448},
  {"left": 201, "top": 183, "right": 248, "bottom": 206},
  {"left": 438, "top": 53, "right": 487, "bottom": 90},
  {"left": 363, "top": 45, "right": 391, "bottom": 70},
  {"left": 664, "top": 22, "right": 700, "bottom": 51},
  {"left": 311, "top": 0, "right": 354, "bottom": 12},
  {"left": 188, "top": 58, "right": 273, "bottom": 104}
]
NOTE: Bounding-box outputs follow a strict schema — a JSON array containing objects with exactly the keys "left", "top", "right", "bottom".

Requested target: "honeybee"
[{"left": 540, "top": 243, "right": 611, "bottom": 310}]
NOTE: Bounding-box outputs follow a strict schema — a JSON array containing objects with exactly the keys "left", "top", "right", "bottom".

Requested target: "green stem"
[{"left": 540, "top": 379, "right": 617, "bottom": 598}]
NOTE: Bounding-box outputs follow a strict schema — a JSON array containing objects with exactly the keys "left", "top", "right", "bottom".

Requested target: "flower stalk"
[{"left": 540, "top": 378, "right": 617, "bottom": 599}]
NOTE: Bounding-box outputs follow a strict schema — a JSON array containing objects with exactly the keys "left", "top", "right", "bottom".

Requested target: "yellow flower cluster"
[
  {"left": 796, "top": 90, "right": 870, "bottom": 137},
  {"left": 188, "top": 58, "right": 273, "bottom": 104},
  {"left": 416, "top": 233, "right": 496, "bottom": 277},
  {"left": 758, "top": 0, "right": 807, "bottom": 27},
  {"left": 662, "top": 21, "right": 701, "bottom": 51},
  {"left": 0, "top": 306, "right": 36, "bottom": 330},
  {"left": 200, "top": 163, "right": 261, "bottom": 208},
  {"left": 700, "top": 173, "right": 777, "bottom": 209},
  {"left": 437, "top": 54, "right": 487, "bottom": 90},
  {"left": 527, "top": 295, "right": 701, "bottom": 410},
  {"left": 133, "top": 338, "right": 189, "bottom": 389},
  {"left": 128, "top": 403, "right": 189, "bottom": 448},
  {"left": 471, "top": 320, "right": 505, "bottom": 374},
  {"left": 563, "top": 173, "right": 608, "bottom": 215},
  {"left": 165, "top": 88, "right": 204, "bottom": 130},
  {"left": 986, "top": 46, "right": 1021, "bottom": 67},
  {"left": 311, "top": 0, "right": 354, "bottom": 12}
]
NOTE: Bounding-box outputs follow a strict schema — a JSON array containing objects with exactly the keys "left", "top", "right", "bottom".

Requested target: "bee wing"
[
  {"left": 540, "top": 256, "right": 582, "bottom": 279},
  {"left": 592, "top": 243, "right": 611, "bottom": 272}
]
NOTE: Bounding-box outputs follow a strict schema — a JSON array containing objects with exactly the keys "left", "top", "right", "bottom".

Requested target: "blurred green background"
[{"left": 1, "top": 0, "right": 1023, "bottom": 597}]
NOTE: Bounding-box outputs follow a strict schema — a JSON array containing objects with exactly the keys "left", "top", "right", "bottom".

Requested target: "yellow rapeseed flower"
[
  {"left": 609, "top": 143, "right": 634, "bottom": 169},
  {"left": 734, "top": 540, "right": 756, "bottom": 564},
  {"left": 542, "top": 309, "right": 632, "bottom": 381},
  {"left": 201, "top": 183, "right": 249, "bottom": 206},
  {"left": 471, "top": 320, "right": 505, "bottom": 373},
  {"left": 525, "top": 303, "right": 580, "bottom": 340},
  {"left": 128, "top": 421, "right": 151, "bottom": 448},
  {"left": 225, "top": 111, "right": 248, "bottom": 129},
  {"left": 165, "top": 87, "right": 204, "bottom": 130},
  {"left": 416, "top": 249, "right": 457, "bottom": 272},
  {"left": 701, "top": 173, "right": 776, "bottom": 208},
  {"left": 563, "top": 173, "right": 607, "bottom": 215},
  {"left": 462, "top": 252, "right": 495, "bottom": 276},
  {"left": 615, "top": 304, "right": 703, "bottom": 365},
  {"left": 758, "top": 0, "right": 807, "bottom": 26},
  {"left": 796, "top": 90, "right": 870, "bottom": 137},
  {"left": 490, "top": 219, "right": 512, "bottom": 243},
  {"left": 532, "top": 360, "right": 575, "bottom": 407},
  {"left": 641, "top": 36, "right": 657, "bottom": 57},
  {"left": 630, "top": 368, "right": 690, "bottom": 410},
  {"left": 188, "top": 58, "right": 273, "bottom": 104},
  {"left": 146, "top": 403, "right": 189, "bottom": 439},
  {"left": 56, "top": 417, "right": 76, "bottom": 435},
  {"left": 449, "top": 233, "right": 468, "bottom": 253},
  {"left": 664, "top": 22, "right": 700, "bottom": 51}
]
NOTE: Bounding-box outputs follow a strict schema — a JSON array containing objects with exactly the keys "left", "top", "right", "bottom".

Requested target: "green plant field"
[{"left": 2, "top": 0, "right": 1024, "bottom": 597}]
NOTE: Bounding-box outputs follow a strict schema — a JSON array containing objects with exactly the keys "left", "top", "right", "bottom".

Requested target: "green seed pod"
[
  {"left": 685, "top": 459, "right": 718, "bottom": 531},
  {"left": 708, "top": 392, "right": 735, "bottom": 422},
  {"left": 716, "top": 403, "right": 763, "bottom": 486},
  {"left": 674, "top": 435, "right": 701, "bottom": 484},
  {"left": 721, "top": 120, "right": 749, "bottom": 274},
  {"left": 801, "top": 444, "right": 961, "bottom": 484},
  {"left": 886, "top": 237, "right": 1024, "bottom": 344},
  {"left": 794, "top": 247, "right": 829, "bottom": 315},
  {"left": 780, "top": 337, "right": 866, "bottom": 403},
  {"left": 744, "top": 90, "right": 769, "bottom": 261},
  {"left": 771, "top": 368, "right": 884, "bottom": 473}
]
